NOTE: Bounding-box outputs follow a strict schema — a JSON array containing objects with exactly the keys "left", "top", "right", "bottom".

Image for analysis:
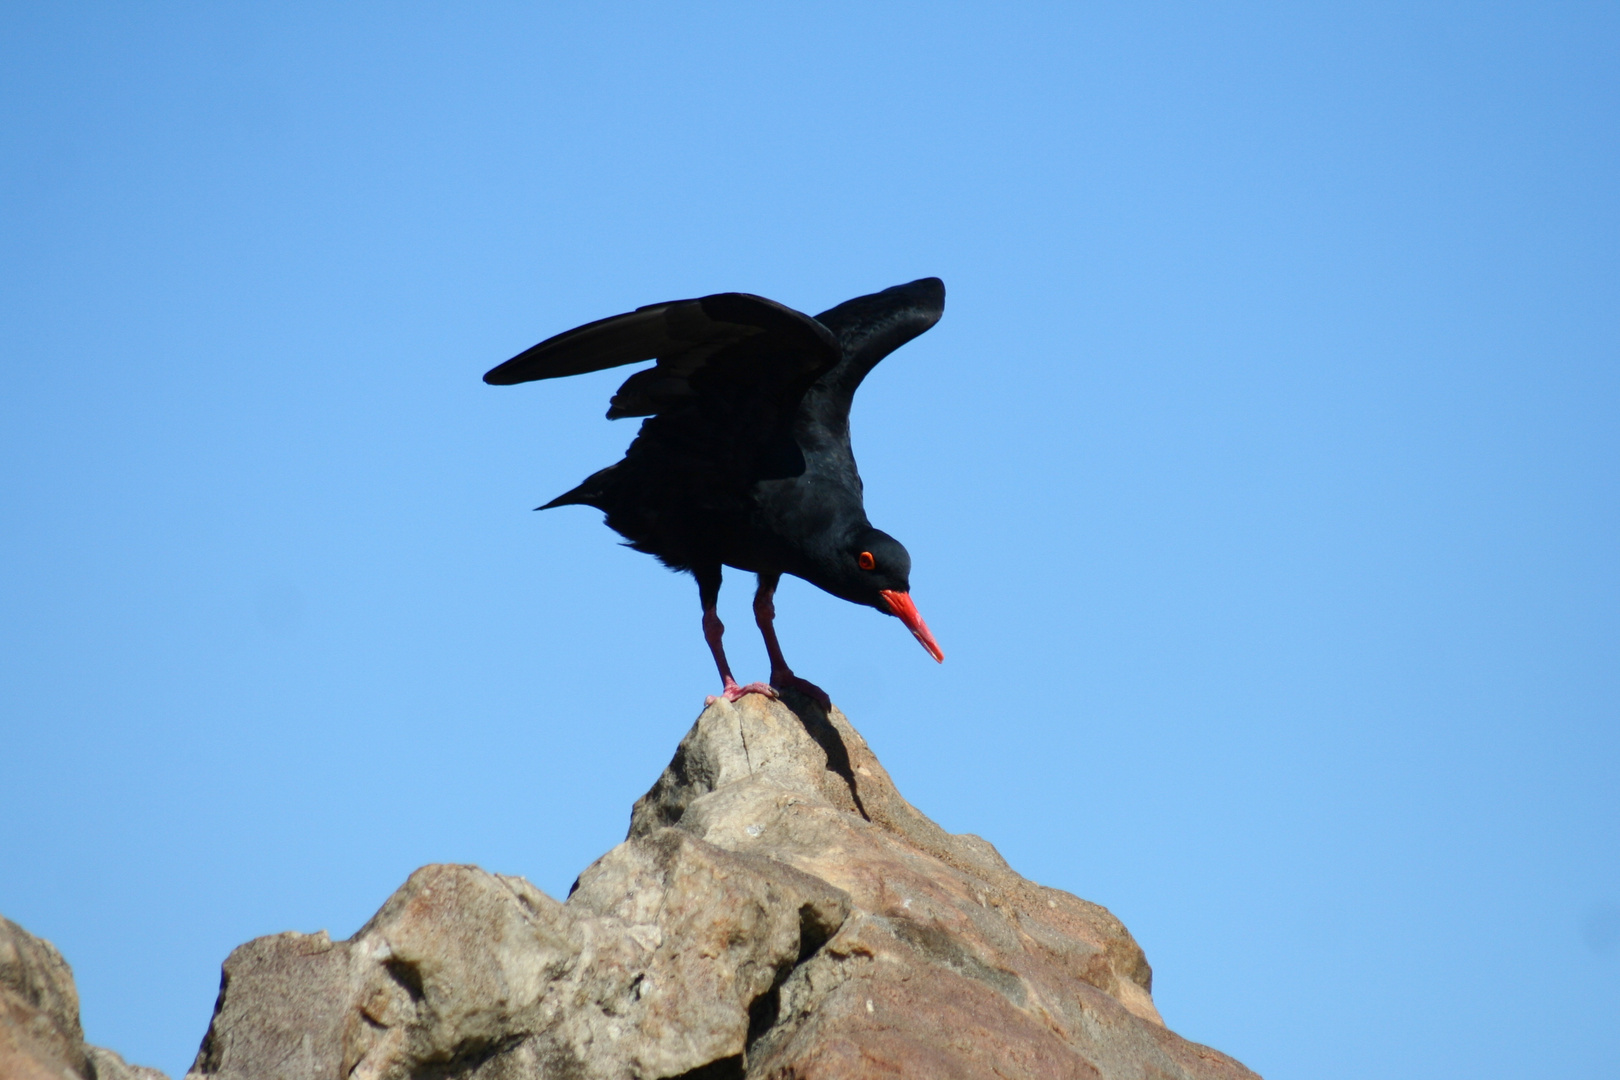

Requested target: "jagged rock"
[
  {"left": 0, "top": 914, "right": 170, "bottom": 1080},
  {"left": 187, "top": 697, "right": 1260, "bottom": 1079}
]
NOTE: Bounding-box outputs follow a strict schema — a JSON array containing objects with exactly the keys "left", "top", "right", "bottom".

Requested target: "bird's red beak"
[{"left": 879, "top": 589, "right": 944, "bottom": 663}]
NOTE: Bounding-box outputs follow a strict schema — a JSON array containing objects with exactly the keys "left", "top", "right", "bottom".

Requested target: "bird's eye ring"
[{"left": 857, "top": 551, "right": 876, "bottom": 571}]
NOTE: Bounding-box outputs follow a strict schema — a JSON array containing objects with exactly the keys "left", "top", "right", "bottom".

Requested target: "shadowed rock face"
[
  {"left": 0, "top": 915, "right": 170, "bottom": 1080},
  {"left": 185, "top": 697, "right": 1261, "bottom": 1080}
]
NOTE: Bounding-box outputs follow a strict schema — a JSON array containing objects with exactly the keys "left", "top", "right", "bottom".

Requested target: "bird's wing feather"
[
  {"left": 813, "top": 277, "right": 945, "bottom": 400},
  {"left": 483, "top": 302, "right": 690, "bottom": 385},
  {"left": 483, "top": 293, "right": 841, "bottom": 418}
]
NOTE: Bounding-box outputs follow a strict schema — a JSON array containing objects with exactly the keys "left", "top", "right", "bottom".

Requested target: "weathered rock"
[
  {"left": 0, "top": 914, "right": 170, "bottom": 1080},
  {"left": 187, "top": 696, "right": 1260, "bottom": 1079}
]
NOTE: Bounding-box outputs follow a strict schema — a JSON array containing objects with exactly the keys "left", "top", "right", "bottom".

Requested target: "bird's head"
[{"left": 821, "top": 528, "right": 944, "bottom": 663}]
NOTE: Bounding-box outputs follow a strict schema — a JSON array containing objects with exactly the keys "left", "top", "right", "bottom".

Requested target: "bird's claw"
[
  {"left": 704, "top": 675, "right": 826, "bottom": 708},
  {"left": 707, "top": 680, "right": 779, "bottom": 706}
]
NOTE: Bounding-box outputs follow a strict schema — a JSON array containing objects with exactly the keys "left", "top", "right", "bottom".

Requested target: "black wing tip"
[
  {"left": 897, "top": 276, "right": 946, "bottom": 312},
  {"left": 483, "top": 354, "right": 535, "bottom": 384}
]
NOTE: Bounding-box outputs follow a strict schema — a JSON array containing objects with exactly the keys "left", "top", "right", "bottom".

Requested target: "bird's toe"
[{"left": 717, "top": 681, "right": 779, "bottom": 703}]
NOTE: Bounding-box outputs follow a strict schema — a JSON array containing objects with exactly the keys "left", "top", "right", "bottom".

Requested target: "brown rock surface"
[
  {"left": 186, "top": 696, "right": 1260, "bottom": 1079},
  {"left": 0, "top": 914, "right": 170, "bottom": 1080}
]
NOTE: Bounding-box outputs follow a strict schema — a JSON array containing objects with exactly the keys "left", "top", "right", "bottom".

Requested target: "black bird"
[{"left": 484, "top": 277, "right": 946, "bottom": 704}]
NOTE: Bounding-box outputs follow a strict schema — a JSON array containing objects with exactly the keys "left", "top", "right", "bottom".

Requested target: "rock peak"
[{"left": 168, "top": 695, "right": 1260, "bottom": 1079}]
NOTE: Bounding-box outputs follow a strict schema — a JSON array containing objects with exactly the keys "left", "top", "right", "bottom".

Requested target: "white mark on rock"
[
  {"left": 745, "top": 824, "right": 763, "bottom": 837},
  {"left": 1048, "top": 900, "right": 1057, "bottom": 909},
  {"left": 866, "top": 998, "right": 874, "bottom": 1013}
]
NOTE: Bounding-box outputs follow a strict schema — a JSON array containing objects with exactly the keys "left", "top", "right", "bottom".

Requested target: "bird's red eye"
[{"left": 858, "top": 551, "right": 876, "bottom": 571}]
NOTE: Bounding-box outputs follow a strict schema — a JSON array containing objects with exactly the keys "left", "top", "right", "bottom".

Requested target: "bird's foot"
[
  {"left": 706, "top": 679, "right": 779, "bottom": 706},
  {"left": 770, "top": 671, "right": 831, "bottom": 709}
]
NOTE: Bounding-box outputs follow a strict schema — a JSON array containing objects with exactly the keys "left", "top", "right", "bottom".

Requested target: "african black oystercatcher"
[{"left": 485, "top": 277, "right": 946, "bottom": 705}]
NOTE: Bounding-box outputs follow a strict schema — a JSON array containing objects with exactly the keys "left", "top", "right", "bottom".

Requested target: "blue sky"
[{"left": 2, "top": 3, "right": 1616, "bottom": 1077}]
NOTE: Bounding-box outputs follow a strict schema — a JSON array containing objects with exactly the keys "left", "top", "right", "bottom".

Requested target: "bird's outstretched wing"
[
  {"left": 813, "top": 277, "right": 945, "bottom": 400},
  {"left": 484, "top": 293, "right": 841, "bottom": 419}
]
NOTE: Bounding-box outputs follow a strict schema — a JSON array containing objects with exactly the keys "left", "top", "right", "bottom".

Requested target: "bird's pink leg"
[
  {"left": 754, "top": 573, "right": 831, "bottom": 708},
  {"left": 698, "top": 568, "right": 774, "bottom": 704}
]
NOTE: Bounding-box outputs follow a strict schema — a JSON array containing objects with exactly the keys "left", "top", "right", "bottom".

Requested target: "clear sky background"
[{"left": 2, "top": 4, "right": 1616, "bottom": 1078}]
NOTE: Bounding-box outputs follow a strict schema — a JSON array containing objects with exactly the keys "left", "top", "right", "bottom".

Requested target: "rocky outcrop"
[
  {"left": 0, "top": 915, "right": 169, "bottom": 1080},
  {"left": 187, "top": 696, "right": 1259, "bottom": 1079}
]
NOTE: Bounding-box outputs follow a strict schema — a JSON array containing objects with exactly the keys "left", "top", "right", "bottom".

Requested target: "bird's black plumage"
[{"left": 485, "top": 277, "right": 946, "bottom": 703}]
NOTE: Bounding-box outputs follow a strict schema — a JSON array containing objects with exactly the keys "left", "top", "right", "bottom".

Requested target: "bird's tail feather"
[
  {"left": 536, "top": 490, "right": 586, "bottom": 511},
  {"left": 535, "top": 465, "right": 615, "bottom": 511}
]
